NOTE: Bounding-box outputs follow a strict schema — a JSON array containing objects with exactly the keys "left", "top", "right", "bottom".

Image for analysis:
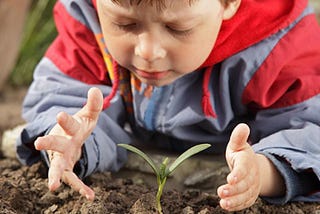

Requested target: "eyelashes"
[
  {"left": 113, "top": 23, "right": 137, "bottom": 31},
  {"left": 165, "top": 26, "right": 193, "bottom": 37},
  {"left": 112, "top": 22, "right": 193, "bottom": 37}
]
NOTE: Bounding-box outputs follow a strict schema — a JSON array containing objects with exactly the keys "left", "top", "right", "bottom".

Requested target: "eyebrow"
[
  {"left": 162, "top": 11, "right": 202, "bottom": 24},
  {"left": 101, "top": 1, "right": 135, "bottom": 18},
  {"left": 110, "top": 0, "right": 179, "bottom": 11},
  {"left": 110, "top": 0, "right": 199, "bottom": 7},
  {"left": 104, "top": 0, "right": 203, "bottom": 24},
  {"left": 161, "top": 4, "right": 203, "bottom": 24}
]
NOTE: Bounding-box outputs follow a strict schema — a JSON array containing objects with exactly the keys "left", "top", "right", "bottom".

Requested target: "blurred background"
[
  {"left": 0, "top": 0, "right": 56, "bottom": 91},
  {"left": 0, "top": 0, "right": 319, "bottom": 92}
]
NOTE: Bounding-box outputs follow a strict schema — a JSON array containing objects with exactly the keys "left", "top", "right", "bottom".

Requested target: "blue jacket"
[{"left": 17, "top": 0, "right": 320, "bottom": 204}]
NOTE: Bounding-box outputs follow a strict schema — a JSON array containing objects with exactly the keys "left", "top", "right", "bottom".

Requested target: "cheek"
[
  {"left": 98, "top": 20, "right": 134, "bottom": 66},
  {"left": 193, "top": 23, "right": 222, "bottom": 66},
  {"left": 173, "top": 37, "right": 216, "bottom": 72},
  {"left": 104, "top": 36, "right": 133, "bottom": 65},
  {"left": 177, "top": 22, "right": 221, "bottom": 71}
]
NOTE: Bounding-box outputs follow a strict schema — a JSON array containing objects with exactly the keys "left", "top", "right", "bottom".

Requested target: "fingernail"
[
  {"left": 223, "top": 189, "right": 229, "bottom": 196},
  {"left": 34, "top": 140, "right": 39, "bottom": 148},
  {"left": 79, "top": 189, "right": 86, "bottom": 196},
  {"left": 48, "top": 180, "right": 53, "bottom": 187},
  {"left": 232, "top": 176, "right": 238, "bottom": 183},
  {"left": 226, "top": 200, "right": 231, "bottom": 208},
  {"left": 221, "top": 199, "right": 230, "bottom": 209},
  {"left": 79, "top": 190, "right": 91, "bottom": 200}
]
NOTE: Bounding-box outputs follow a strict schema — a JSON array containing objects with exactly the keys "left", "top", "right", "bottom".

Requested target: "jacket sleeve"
[
  {"left": 251, "top": 96, "right": 320, "bottom": 203},
  {"left": 242, "top": 10, "right": 320, "bottom": 203},
  {"left": 16, "top": 0, "right": 131, "bottom": 177},
  {"left": 16, "top": 58, "right": 131, "bottom": 176}
]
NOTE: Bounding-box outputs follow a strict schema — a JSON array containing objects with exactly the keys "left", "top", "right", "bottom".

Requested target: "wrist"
[{"left": 256, "top": 153, "right": 286, "bottom": 197}]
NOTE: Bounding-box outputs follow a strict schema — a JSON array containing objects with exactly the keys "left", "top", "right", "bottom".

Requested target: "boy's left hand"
[{"left": 217, "top": 123, "right": 261, "bottom": 211}]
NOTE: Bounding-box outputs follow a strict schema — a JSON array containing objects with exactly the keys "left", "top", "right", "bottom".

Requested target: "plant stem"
[{"left": 156, "top": 177, "right": 167, "bottom": 214}]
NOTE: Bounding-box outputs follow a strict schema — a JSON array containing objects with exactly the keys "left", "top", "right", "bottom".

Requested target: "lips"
[{"left": 135, "top": 69, "right": 169, "bottom": 80}]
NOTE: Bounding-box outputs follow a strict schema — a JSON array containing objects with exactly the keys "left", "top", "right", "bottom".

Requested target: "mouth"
[{"left": 135, "top": 69, "right": 170, "bottom": 80}]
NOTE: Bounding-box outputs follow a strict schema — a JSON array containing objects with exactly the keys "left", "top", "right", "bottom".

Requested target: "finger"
[
  {"left": 218, "top": 164, "right": 258, "bottom": 197},
  {"left": 47, "top": 155, "right": 66, "bottom": 191},
  {"left": 56, "top": 112, "right": 80, "bottom": 136},
  {"left": 218, "top": 177, "right": 250, "bottom": 198},
  {"left": 225, "top": 175, "right": 254, "bottom": 197},
  {"left": 228, "top": 123, "right": 250, "bottom": 152},
  {"left": 227, "top": 148, "right": 258, "bottom": 185},
  {"left": 77, "top": 87, "right": 103, "bottom": 120},
  {"left": 62, "top": 171, "right": 95, "bottom": 200},
  {"left": 226, "top": 161, "right": 249, "bottom": 185},
  {"left": 220, "top": 189, "right": 257, "bottom": 211},
  {"left": 217, "top": 184, "right": 229, "bottom": 198},
  {"left": 34, "top": 135, "right": 71, "bottom": 153}
]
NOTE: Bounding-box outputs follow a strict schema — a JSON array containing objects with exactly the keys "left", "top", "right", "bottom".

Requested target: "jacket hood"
[
  {"left": 92, "top": 0, "right": 308, "bottom": 67},
  {"left": 92, "top": 0, "right": 308, "bottom": 112},
  {"left": 201, "top": 0, "right": 308, "bottom": 67}
]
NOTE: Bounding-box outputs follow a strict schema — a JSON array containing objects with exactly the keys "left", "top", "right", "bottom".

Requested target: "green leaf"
[
  {"left": 159, "top": 157, "right": 169, "bottom": 181},
  {"left": 167, "top": 144, "right": 211, "bottom": 175},
  {"left": 118, "top": 144, "right": 159, "bottom": 175}
]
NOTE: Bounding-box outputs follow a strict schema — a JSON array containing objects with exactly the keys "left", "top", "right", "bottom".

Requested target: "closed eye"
[
  {"left": 113, "top": 22, "right": 137, "bottom": 31},
  {"left": 166, "top": 25, "right": 193, "bottom": 37}
]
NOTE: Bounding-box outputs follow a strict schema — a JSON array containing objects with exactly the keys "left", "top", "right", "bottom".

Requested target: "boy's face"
[{"left": 97, "top": 0, "right": 236, "bottom": 86}]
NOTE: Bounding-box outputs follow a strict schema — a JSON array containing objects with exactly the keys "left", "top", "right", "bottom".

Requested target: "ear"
[{"left": 222, "top": 0, "right": 241, "bottom": 20}]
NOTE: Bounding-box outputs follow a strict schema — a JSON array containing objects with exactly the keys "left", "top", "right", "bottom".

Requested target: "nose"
[{"left": 134, "top": 32, "right": 166, "bottom": 62}]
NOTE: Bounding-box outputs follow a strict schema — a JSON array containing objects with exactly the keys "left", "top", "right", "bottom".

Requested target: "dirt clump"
[
  {"left": 1, "top": 86, "right": 320, "bottom": 213},
  {"left": 1, "top": 158, "right": 320, "bottom": 214}
]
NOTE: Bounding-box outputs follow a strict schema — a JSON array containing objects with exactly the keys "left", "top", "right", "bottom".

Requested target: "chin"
[{"left": 139, "top": 78, "right": 174, "bottom": 87}]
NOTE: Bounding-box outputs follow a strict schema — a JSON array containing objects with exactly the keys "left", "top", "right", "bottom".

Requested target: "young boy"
[{"left": 16, "top": 0, "right": 320, "bottom": 211}]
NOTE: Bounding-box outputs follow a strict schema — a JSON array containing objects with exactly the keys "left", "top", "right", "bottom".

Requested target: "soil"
[{"left": 1, "top": 85, "right": 320, "bottom": 214}]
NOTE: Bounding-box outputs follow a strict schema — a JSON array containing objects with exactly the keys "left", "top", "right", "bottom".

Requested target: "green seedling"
[{"left": 118, "top": 143, "right": 211, "bottom": 214}]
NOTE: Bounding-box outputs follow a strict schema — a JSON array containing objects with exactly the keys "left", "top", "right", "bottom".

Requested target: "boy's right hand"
[{"left": 34, "top": 87, "right": 104, "bottom": 200}]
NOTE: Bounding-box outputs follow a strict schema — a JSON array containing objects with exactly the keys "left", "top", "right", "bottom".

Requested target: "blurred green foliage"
[{"left": 10, "top": 0, "right": 56, "bottom": 86}]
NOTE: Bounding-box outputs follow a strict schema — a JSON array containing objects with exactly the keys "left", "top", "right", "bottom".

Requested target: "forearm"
[
  {"left": 256, "top": 154, "right": 285, "bottom": 197},
  {"left": 249, "top": 95, "right": 320, "bottom": 203},
  {"left": 256, "top": 151, "right": 320, "bottom": 205}
]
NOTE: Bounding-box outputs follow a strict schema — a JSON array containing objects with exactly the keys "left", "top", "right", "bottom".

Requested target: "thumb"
[
  {"left": 78, "top": 87, "right": 103, "bottom": 120},
  {"left": 227, "top": 123, "right": 250, "bottom": 152}
]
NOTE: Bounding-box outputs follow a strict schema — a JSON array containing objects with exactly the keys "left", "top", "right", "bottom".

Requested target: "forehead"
[
  {"left": 104, "top": 0, "right": 208, "bottom": 21},
  {"left": 110, "top": 0, "right": 198, "bottom": 10}
]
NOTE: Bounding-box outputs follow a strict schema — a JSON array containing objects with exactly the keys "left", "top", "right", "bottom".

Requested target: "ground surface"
[
  {"left": 1, "top": 1, "right": 320, "bottom": 213},
  {"left": 1, "top": 86, "right": 320, "bottom": 213}
]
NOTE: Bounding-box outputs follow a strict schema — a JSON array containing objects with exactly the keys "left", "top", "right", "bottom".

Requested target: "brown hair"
[{"left": 110, "top": 0, "right": 234, "bottom": 9}]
